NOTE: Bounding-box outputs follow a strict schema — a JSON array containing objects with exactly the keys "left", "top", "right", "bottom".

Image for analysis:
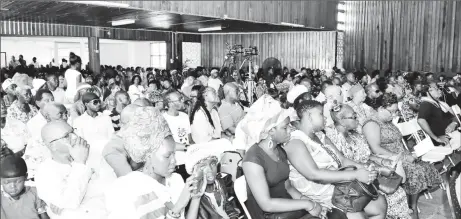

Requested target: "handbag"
[
  {"left": 332, "top": 166, "right": 379, "bottom": 213},
  {"left": 368, "top": 161, "right": 403, "bottom": 194},
  {"left": 377, "top": 173, "right": 403, "bottom": 194}
]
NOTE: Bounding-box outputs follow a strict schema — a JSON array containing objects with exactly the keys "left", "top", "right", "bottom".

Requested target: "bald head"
[
  {"left": 41, "top": 120, "right": 73, "bottom": 145},
  {"left": 223, "top": 82, "right": 238, "bottom": 100},
  {"left": 120, "top": 104, "right": 141, "bottom": 126},
  {"left": 324, "top": 85, "right": 343, "bottom": 103},
  {"left": 133, "top": 98, "right": 151, "bottom": 107},
  {"left": 43, "top": 102, "right": 68, "bottom": 122}
]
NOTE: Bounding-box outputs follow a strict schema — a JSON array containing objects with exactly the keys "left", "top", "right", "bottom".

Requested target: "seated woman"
[
  {"left": 185, "top": 139, "right": 241, "bottom": 219},
  {"left": 325, "top": 104, "right": 412, "bottom": 219},
  {"left": 7, "top": 85, "right": 38, "bottom": 124},
  {"left": 105, "top": 106, "right": 200, "bottom": 219},
  {"left": 346, "top": 84, "right": 377, "bottom": 133},
  {"left": 190, "top": 86, "right": 222, "bottom": 143},
  {"left": 242, "top": 95, "right": 324, "bottom": 219},
  {"left": 285, "top": 100, "right": 387, "bottom": 219},
  {"left": 417, "top": 83, "right": 460, "bottom": 149},
  {"left": 362, "top": 93, "right": 441, "bottom": 218}
]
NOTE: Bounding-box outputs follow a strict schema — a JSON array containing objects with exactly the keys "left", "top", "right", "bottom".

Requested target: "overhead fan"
[{"left": 262, "top": 57, "right": 282, "bottom": 74}]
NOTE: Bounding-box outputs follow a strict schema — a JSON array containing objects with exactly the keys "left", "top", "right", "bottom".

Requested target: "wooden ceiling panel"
[{"left": 0, "top": 1, "right": 329, "bottom": 33}]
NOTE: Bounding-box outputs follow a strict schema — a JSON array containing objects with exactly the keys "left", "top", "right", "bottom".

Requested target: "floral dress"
[
  {"left": 364, "top": 118, "right": 441, "bottom": 195},
  {"left": 347, "top": 101, "right": 377, "bottom": 134},
  {"left": 400, "top": 92, "right": 421, "bottom": 120},
  {"left": 325, "top": 128, "right": 412, "bottom": 219},
  {"left": 6, "top": 100, "right": 38, "bottom": 124}
]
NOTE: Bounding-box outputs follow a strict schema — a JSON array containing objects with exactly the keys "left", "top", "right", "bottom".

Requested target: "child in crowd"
[
  {"left": 0, "top": 146, "right": 49, "bottom": 219},
  {"left": 185, "top": 139, "right": 241, "bottom": 219}
]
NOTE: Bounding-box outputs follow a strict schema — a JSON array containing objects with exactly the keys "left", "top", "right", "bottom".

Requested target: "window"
[
  {"left": 182, "top": 42, "right": 201, "bottom": 68},
  {"left": 150, "top": 42, "right": 167, "bottom": 69}
]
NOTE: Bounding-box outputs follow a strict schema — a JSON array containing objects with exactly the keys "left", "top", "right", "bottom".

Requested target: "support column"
[{"left": 88, "top": 36, "right": 100, "bottom": 75}]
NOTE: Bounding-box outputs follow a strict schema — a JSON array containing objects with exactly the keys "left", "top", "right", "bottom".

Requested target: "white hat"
[
  {"left": 1, "top": 79, "right": 15, "bottom": 91},
  {"left": 185, "top": 139, "right": 234, "bottom": 174},
  {"left": 287, "top": 85, "right": 308, "bottom": 104},
  {"left": 32, "top": 79, "right": 46, "bottom": 95}
]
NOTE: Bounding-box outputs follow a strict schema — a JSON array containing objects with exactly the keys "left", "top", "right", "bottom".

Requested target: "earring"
[{"left": 267, "top": 137, "right": 274, "bottom": 149}]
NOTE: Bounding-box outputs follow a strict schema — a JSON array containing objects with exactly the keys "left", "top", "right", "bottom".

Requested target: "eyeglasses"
[
  {"left": 342, "top": 115, "right": 357, "bottom": 120},
  {"left": 90, "top": 99, "right": 101, "bottom": 105},
  {"left": 49, "top": 131, "right": 78, "bottom": 145}
]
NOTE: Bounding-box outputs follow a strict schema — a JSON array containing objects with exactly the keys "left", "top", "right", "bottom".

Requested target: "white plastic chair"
[{"left": 234, "top": 176, "right": 252, "bottom": 219}]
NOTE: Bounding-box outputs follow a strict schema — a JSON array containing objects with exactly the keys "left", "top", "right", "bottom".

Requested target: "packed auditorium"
[{"left": 0, "top": 1, "right": 460, "bottom": 219}]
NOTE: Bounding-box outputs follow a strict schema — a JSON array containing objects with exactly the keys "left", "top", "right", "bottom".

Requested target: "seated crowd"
[{"left": 0, "top": 53, "right": 460, "bottom": 219}]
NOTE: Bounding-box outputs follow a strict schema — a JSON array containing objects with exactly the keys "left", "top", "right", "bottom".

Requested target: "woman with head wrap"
[
  {"left": 362, "top": 93, "right": 442, "bottom": 218},
  {"left": 240, "top": 94, "right": 324, "bottom": 219},
  {"left": 185, "top": 139, "right": 241, "bottom": 219},
  {"left": 105, "top": 106, "right": 202, "bottom": 219}
]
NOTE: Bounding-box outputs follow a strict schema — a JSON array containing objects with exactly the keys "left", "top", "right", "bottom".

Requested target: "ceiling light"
[
  {"left": 64, "top": 1, "right": 130, "bottom": 8},
  {"left": 198, "top": 26, "right": 222, "bottom": 32},
  {"left": 280, "top": 22, "right": 305, "bottom": 28},
  {"left": 112, "top": 19, "right": 136, "bottom": 26}
]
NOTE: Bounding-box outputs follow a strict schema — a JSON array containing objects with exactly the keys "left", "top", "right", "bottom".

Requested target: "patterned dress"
[
  {"left": 325, "top": 128, "right": 412, "bottom": 219},
  {"left": 364, "top": 118, "right": 441, "bottom": 195},
  {"left": 6, "top": 100, "right": 38, "bottom": 124},
  {"left": 400, "top": 92, "right": 421, "bottom": 120},
  {"left": 347, "top": 101, "right": 377, "bottom": 134}
]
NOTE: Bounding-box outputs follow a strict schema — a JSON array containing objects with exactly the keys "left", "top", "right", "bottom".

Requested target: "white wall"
[
  {"left": 1, "top": 36, "right": 88, "bottom": 67},
  {"left": 99, "top": 39, "right": 151, "bottom": 68},
  {"left": 1, "top": 37, "right": 159, "bottom": 69}
]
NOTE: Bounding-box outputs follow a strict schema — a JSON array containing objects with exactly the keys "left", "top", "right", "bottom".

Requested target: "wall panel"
[
  {"left": 201, "top": 32, "right": 336, "bottom": 70},
  {"left": 0, "top": 20, "right": 173, "bottom": 41},
  {"left": 342, "top": 1, "right": 461, "bottom": 73}
]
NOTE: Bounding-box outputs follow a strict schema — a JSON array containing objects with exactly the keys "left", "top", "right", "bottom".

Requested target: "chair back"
[
  {"left": 219, "top": 151, "right": 243, "bottom": 182},
  {"left": 395, "top": 118, "right": 421, "bottom": 136},
  {"left": 234, "top": 176, "right": 252, "bottom": 219}
]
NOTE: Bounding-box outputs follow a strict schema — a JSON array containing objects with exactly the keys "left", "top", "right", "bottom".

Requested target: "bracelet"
[{"left": 307, "top": 202, "right": 317, "bottom": 212}]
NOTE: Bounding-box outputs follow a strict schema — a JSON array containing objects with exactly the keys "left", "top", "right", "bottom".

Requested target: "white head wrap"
[
  {"left": 185, "top": 139, "right": 234, "bottom": 174},
  {"left": 233, "top": 94, "right": 290, "bottom": 150}
]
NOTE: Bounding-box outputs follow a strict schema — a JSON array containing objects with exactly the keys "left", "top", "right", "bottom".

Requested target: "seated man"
[
  {"left": 218, "top": 83, "right": 245, "bottom": 139},
  {"left": 35, "top": 121, "right": 107, "bottom": 219}
]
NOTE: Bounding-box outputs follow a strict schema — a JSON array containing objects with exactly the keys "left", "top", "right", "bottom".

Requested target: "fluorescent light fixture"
[
  {"left": 198, "top": 26, "right": 222, "bottom": 32},
  {"left": 280, "top": 22, "right": 305, "bottom": 28},
  {"left": 112, "top": 19, "right": 136, "bottom": 26},
  {"left": 64, "top": 1, "right": 130, "bottom": 8}
]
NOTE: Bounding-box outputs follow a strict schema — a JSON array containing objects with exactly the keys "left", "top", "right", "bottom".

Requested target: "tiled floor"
[{"left": 419, "top": 188, "right": 453, "bottom": 219}]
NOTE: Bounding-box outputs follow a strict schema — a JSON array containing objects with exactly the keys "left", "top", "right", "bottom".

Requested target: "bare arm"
[
  {"left": 242, "top": 162, "right": 315, "bottom": 213},
  {"left": 363, "top": 121, "right": 395, "bottom": 156},
  {"left": 417, "top": 118, "right": 438, "bottom": 139},
  {"left": 284, "top": 139, "right": 357, "bottom": 184},
  {"left": 185, "top": 198, "right": 201, "bottom": 219}
]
